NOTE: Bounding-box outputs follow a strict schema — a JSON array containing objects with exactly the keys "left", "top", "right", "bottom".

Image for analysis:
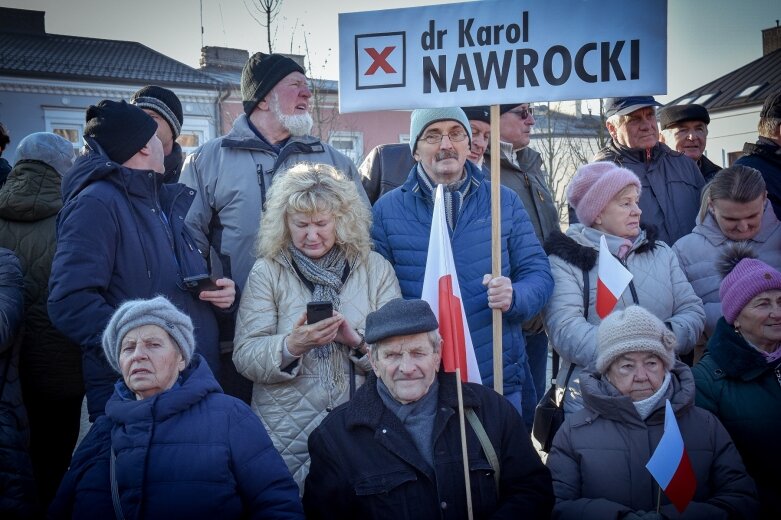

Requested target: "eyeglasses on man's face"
[
  {"left": 509, "top": 106, "right": 534, "bottom": 120},
  {"left": 418, "top": 129, "right": 469, "bottom": 145}
]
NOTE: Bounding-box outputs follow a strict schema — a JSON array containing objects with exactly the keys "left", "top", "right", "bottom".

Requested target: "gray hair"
[
  {"left": 758, "top": 116, "right": 781, "bottom": 139},
  {"left": 371, "top": 329, "right": 442, "bottom": 361}
]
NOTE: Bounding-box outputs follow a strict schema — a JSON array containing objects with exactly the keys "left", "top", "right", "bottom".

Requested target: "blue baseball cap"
[{"left": 604, "top": 96, "right": 662, "bottom": 118}]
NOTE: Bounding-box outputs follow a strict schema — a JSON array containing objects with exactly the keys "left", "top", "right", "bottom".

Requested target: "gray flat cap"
[{"left": 365, "top": 298, "right": 439, "bottom": 344}]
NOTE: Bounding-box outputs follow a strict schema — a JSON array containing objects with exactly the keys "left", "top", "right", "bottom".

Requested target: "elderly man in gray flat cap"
[{"left": 303, "top": 298, "right": 553, "bottom": 519}]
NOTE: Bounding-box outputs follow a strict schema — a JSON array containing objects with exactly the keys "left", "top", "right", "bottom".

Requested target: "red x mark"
[{"left": 364, "top": 46, "right": 396, "bottom": 75}]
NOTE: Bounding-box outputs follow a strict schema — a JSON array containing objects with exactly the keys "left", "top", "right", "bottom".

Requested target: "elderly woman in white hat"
[
  {"left": 547, "top": 305, "right": 758, "bottom": 519},
  {"left": 51, "top": 296, "right": 303, "bottom": 519}
]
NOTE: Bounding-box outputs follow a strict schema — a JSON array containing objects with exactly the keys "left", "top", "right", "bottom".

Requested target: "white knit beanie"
[{"left": 596, "top": 305, "right": 676, "bottom": 374}]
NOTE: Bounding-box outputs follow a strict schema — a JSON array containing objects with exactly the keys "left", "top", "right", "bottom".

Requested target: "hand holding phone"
[
  {"left": 307, "top": 301, "right": 333, "bottom": 324},
  {"left": 183, "top": 274, "right": 220, "bottom": 294}
]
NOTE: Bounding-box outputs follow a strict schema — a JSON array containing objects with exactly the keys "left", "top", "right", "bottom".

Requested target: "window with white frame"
[
  {"left": 329, "top": 132, "right": 363, "bottom": 164},
  {"left": 44, "top": 108, "right": 85, "bottom": 152},
  {"left": 177, "top": 116, "right": 214, "bottom": 155}
]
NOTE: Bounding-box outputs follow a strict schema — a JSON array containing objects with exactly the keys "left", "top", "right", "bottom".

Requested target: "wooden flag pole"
[
  {"left": 455, "top": 367, "right": 474, "bottom": 520},
  {"left": 489, "top": 104, "right": 503, "bottom": 394}
]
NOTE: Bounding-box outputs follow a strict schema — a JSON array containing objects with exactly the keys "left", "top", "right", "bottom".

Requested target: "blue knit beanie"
[{"left": 409, "top": 107, "right": 472, "bottom": 155}]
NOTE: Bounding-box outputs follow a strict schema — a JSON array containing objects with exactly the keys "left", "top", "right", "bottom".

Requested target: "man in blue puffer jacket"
[
  {"left": 371, "top": 107, "right": 553, "bottom": 430},
  {"left": 48, "top": 100, "right": 237, "bottom": 422}
]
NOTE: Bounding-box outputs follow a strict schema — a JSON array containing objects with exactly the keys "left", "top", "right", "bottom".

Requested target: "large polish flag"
[
  {"left": 596, "top": 235, "right": 633, "bottom": 319},
  {"left": 421, "top": 185, "right": 481, "bottom": 384},
  {"left": 646, "top": 400, "right": 697, "bottom": 513}
]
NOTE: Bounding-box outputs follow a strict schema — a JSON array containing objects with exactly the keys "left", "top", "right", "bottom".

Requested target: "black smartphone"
[
  {"left": 307, "top": 301, "right": 333, "bottom": 324},
  {"left": 183, "top": 274, "right": 220, "bottom": 294}
]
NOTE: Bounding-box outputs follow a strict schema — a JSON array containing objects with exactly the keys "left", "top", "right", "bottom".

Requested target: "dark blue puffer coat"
[
  {"left": 49, "top": 355, "right": 303, "bottom": 520},
  {"left": 48, "top": 145, "right": 222, "bottom": 420},
  {"left": 371, "top": 162, "right": 553, "bottom": 395}
]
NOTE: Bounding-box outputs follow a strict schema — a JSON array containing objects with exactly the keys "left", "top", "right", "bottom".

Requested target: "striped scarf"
[{"left": 415, "top": 164, "right": 473, "bottom": 231}]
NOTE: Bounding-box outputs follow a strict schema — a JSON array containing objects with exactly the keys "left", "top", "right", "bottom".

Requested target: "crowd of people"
[{"left": 0, "top": 50, "right": 779, "bottom": 519}]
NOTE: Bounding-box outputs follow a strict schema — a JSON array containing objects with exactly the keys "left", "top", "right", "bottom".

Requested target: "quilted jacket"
[
  {"left": 180, "top": 114, "right": 366, "bottom": 290},
  {"left": 233, "top": 250, "right": 400, "bottom": 491},
  {"left": 593, "top": 140, "right": 704, "bottom": 245},
  {"left": 548, "top": 361, "right": 759, "bottom": 519},
  {"left": 371, "top": 162, "right": 554, "bottom": 398},
  {"left": 673, "top": 200, "right": 781, "bottom": 336},
  {"left": 0, "top": 160, "right": 82, "bottom": 399},
  {"left": 694, "top": 319, "right": 781, "bottom": 518},
  {"left": 49, "top": 355, "right": 304, "bottom": 520},
  {"left": 543, "top": 225, "right": 704, "bottom": 413}
]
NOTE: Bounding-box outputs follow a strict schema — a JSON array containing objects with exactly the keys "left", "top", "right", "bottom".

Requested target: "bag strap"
[
  {"left": 465, "top": 408, "right": 500, "bottom": 496},
  {"left": 110, "top": 449, "right": 126, "bottom": 520}
]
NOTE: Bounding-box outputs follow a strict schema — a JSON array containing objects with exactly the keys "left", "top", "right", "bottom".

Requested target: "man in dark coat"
[
  {"left": 131, "top": 85, "right": 185, "bottom": 184},
  {"left": 48, "top": 100, "right": 236, "bottom": 421},
  {"left": 735, "top": 90, "right": 781, "bottom": 219},
  {"left": 659, "top": 103, "right": 722, "bottom": 182},
  {"left": 303, "top": 298, "right": 554, "bottom": 519},
  {"left": 592, "top": 96, "right": 705, "bottom": 245}
]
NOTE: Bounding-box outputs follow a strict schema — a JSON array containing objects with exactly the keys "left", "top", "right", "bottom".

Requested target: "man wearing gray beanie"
[
  {"left": 371, "top": 107, "right": 554, "bottom": 431},
  {"left": 304, "top": 298, "right": 554, "bottom": 518},
  {"left": 179, "top": 52, "right": 368, "bottom": 403}
]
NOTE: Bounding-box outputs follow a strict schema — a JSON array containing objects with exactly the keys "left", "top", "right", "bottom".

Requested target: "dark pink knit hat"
[
  {"left": 720, "top": 258, "right": 781, "bottom": 325},
  {"left": 567, "top": 162, "right": 642, "bottom": 226}
]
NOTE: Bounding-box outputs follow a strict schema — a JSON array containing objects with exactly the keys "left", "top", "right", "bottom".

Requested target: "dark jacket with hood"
[
  {"left": 0, "top": 160, "right": 82, "bottom": 399},
  {"left": 49, "top": 355, "right": 304, "bottom": 520},
  {"left": 694, "top": 318, "right": 781, "bottom": 518},
  {"left": 303, "top": 372, "right": 554, "bottom": 519},
  {"left": 48, "top": 142, "right": 223, "bottom": 421},
  {"left": 734, "top": 137, "right": 781, "bottom": 219},
  {"left": 548, "top": 361, "right": 759, "bottom": 519},
  {"left": 593, "top": 140, "right": 704, "bottom": 245}
]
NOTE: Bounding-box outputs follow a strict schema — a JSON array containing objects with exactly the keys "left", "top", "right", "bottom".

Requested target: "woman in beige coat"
[{"left": 233, "top": 163, "right": 401, "bottom": 492}]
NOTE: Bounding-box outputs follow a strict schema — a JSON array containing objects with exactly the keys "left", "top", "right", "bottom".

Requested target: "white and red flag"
[
  {"left": 645, "top": 400, "right": 697, "bottom": 513},
  {"left": 421, "top": 185, "right": 482, "bottom": 384},
  {"left": 596, "top": 235, "right": 633, "bottom": 319}
]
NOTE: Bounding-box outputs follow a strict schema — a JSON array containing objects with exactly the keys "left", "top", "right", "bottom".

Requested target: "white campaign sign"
[{"left": 338, "top": 0, "right": 667, "bottom": 112}]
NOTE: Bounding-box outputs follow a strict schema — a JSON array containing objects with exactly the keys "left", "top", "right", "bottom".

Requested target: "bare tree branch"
[{"left": 243, "top": 0, "right": 284, "bottom": 53}]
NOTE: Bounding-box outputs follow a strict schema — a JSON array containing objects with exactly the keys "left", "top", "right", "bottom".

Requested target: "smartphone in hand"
[
  {"left": 307, "top": 301, "right": 333, "bottom": 324},
  {"left": 183, "top": 274, "right": 220, "bottom": 294}
]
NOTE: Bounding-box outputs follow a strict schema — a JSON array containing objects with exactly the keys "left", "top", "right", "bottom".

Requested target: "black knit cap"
[
  {"left": 84, "top": 100, "right": 157, "bottom": 164},
  {"left": 462, "top": 105, "right": 491, "bottom": 124},
  {"left": 241, "top": 52, "right": 306, "bottom": 116},
  {"left": 365, "top": 298, "right": 439, "bottom": 345},
  {"left": 760, "top": 90, "right": 781, "bottom": 119},
  {"left": 659, "top": 104, "right": 710, "bottom": 130},
  {"left": 499, "top": 103, "right": 527, "bottom": 115},
  {"left": 131, "top": 85, "right": 184, "bottom": 138}
]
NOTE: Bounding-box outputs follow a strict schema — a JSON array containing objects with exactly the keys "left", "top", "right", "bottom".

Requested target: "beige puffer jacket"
[{"left": 233, "top": 250, "right": 401, "bottom": 491}]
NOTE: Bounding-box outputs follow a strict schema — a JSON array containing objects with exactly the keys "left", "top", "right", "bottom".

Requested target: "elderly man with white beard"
[{"left": 180, "top": 53, "right": 367, "bottom": 401}]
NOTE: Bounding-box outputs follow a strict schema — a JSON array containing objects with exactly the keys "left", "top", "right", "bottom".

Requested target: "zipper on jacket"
[{"left": 775, "top": 367, "right": 781, "bottom": 388}]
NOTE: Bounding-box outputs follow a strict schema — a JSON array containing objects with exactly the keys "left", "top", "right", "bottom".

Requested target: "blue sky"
[{"left": 2, "top": 0, "right": 777, "bottom": 103}]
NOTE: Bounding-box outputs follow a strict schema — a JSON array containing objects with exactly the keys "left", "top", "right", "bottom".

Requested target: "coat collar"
[
  {"left": 544, "top": 225, "right": 659, "bottom": 271},
  {"left": 706, "top": 318, "right": 781, "bottom": 380}
]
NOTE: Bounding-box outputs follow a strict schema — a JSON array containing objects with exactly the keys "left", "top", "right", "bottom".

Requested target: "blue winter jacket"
[
  {"left": 371, "top": 163, "right": 553, "bottom": 394},
  {"left": 49, "top": 355, "right": 304, "bottom": 520},
  {"left": 48, "top": 144, "right": 222, "bottom": 420}
]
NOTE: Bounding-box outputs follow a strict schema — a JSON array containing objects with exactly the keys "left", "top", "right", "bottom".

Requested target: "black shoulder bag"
[{"left": 532, "top": 269, "right": 588, "bottom": 453}]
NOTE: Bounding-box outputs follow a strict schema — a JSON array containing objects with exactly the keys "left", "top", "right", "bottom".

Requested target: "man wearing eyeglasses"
[
  {"left": 371, "top": 107, "right": 554, "bottom": 431},
  {"left": 659, "top": 104, "right": 721, "bottom": 183},
  {"left": 592, "top": 96, "right": 704, "bottom": 245},
  {"left": 490, "top": 103, "right": 561, "bottom": 406}
]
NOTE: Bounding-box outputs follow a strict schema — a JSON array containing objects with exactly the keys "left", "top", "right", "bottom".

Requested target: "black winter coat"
[
  {"left": 303, "top": 372, "right": 554, "bottom": 519},
  {"left": 48, "top": 146, "right": 222, "bottom": 420},
  {"left": 0, "top": 160, "right": 82, "bottom": 399},
  {"left": 735, "top": 138, "right": 781, "bottom": 220},
  {"left": 0, "top": 247, "right": 38, "bottom": 517}
]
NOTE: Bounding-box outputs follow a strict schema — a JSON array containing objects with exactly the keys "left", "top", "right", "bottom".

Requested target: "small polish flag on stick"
[
  {"left": 421, "top": 185, "right": 481, "bottom": 383},
  {"left": 596, "top": 235, "right": 633, "bottom": 319},
  {"left": 646, "top": 400, "right": 697, "bottom": 513}
]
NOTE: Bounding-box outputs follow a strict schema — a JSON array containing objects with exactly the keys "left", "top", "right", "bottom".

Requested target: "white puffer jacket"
[{"left": 233, "top": 250, "right": 400, "bottom": 491}]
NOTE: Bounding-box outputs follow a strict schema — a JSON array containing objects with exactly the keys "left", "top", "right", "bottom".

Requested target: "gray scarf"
[{"left": 287, "top": 244, "right": 348, "bottom": 393}]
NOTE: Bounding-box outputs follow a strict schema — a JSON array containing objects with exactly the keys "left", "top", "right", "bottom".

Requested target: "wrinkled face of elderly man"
[
  {"left": 413, "top": 121, "right": 471, "bottom": 186},
  {"left": 661, "top": 120, "right": 709, "bottom": 161},
  {"left": 607, "top": 107, "right": 659, "bottom": 150},
  {"left": 370, "top": 332, "right": 442, "bottom": 404}
]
